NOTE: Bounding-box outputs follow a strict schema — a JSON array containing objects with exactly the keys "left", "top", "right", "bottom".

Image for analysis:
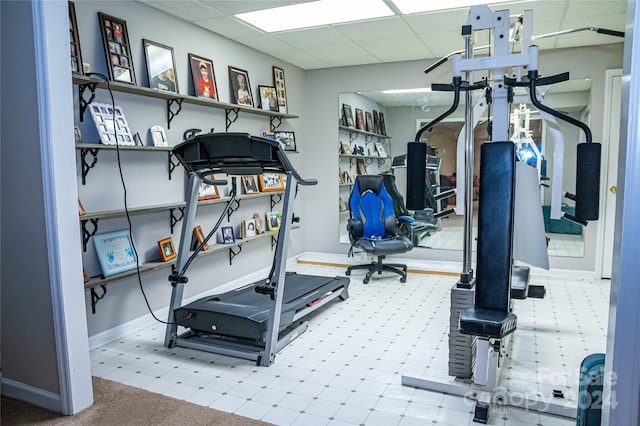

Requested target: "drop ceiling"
[{"left": 138, "top": 0, "right": 627, "bottom": 70}]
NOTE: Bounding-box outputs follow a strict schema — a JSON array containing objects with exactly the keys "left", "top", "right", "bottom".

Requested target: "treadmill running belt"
[{"left": 174, "top": 272, "right": 349, "bottom": 342}]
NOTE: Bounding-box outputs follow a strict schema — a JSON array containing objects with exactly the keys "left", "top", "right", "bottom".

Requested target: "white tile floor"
[{"left": 91, "top": 262, "right": 609, "bottom": 425}]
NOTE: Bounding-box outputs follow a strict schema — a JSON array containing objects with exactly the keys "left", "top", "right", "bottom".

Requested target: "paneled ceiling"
[{"left": 138, "top": 0, "right": 627, "bottom": 70}]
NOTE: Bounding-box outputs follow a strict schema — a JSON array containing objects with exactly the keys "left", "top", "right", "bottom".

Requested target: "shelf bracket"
[
  {"left": 227, "top": 199, "right": 241, "bottom": 221},
  {"left": 170, "top": 207, "right": 185, "bottom": 233},
  {"left": 365, "top": 158, "right": 374, "bottom": 166},
  {"left": 168, "top": 152, "right": 180, "bottom": 179},
  {"left": 81, "top": 218, "right": 99, "bottom": 252},
  {"left": 270, "top": 234, "right": 278, "bottom": 251},
  {"left": 80, "top": 148, "right": 99, "bottom": 185},
  {"left": 270, "top": 193, "right": 282, "bottom": 210},
  {"left": 90, "top": 285, "right": 107, "bottom": 314},
  {"left": 225, "top": 108, "right": 240, "bottom": 131},
  {"left": 349, "top": 131, "right": 359, "bottom": 143},
  {"left": 229, "top": 245, "right": 242, "bottom": 265},
  {"left": 167, "top": 98, "right": 183, "bottom": 129},
  {"left": 78, "top": 82, "right": 98, "bottom": 122},
  {"left": 365, "top": 135, "right": 374, "bottom": 144},
  {"left": 270, "top": 115, "right": 283, "bottom": 131}
]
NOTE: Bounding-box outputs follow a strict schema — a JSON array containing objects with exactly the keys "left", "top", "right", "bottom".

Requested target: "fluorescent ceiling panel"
[
  {"left": 390, "top": 0, "right": 517, "bottom": 15},
  {"left": 382, "top": 88, "right": 431, "bottom": 94},
  {"left": 235, "top": 0, "right": 394, "bottom": 32}
]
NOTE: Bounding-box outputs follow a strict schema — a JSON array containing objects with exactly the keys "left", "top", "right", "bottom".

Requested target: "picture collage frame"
[
  {"left": 98, "top": 12, "right": 136, "bottom": 84},
  {"left": 89, "top": 102, "right": 134, "bottom": 146}
]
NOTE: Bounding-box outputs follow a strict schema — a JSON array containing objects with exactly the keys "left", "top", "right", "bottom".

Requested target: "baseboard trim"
[{"left": 1, "top": 377, "right": 62, "bottom": 412}]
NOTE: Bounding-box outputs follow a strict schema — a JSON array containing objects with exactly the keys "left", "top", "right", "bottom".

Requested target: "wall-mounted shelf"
[
  {"left": 339, "top": 125, "right": 390, "bottom": 143},
  {"left": 73, "top": 75, "right": 298, "bottom": 131}
]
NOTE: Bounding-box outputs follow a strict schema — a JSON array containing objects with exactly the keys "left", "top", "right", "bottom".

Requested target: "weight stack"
[{"left": 449, "top": 285, "right": 475, "bottom": 378}]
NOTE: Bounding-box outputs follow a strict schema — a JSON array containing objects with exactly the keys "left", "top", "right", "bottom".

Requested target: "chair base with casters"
[{"left": 346, "top": 254, "right": 408, "bottom": 284}]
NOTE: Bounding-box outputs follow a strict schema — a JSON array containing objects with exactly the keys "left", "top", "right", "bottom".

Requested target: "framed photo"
[
  {"left": 78, "top": 198, "right": 86, "bottom": 216},
  {"left": 379, "top": 112, "right": 387, "bottom": 135},
  {"left": 253, "top": 213, "right": 266, "bottom": 234},
  {"left": 188, "top": 53, "right": 217, "bottom": 100},
  {"left": 365, "top": 111, "right": 373, "bottom": 133},
  {"left": 69, "top": 1, "right": 83, "bottom": 75},
  {"left": 93, "top": 229, "right": 140, "bottom": 277},
  {"left": 373, "top": 110, "right": 380, "bottom": 134},
  {"left": 149, "top": 125, "right": 167, "bottom": 147},
  {"left": 198, "top": 181, "right": 220, "bottom": 201},
  {"left": 98, "top": 13, "right": 136, "bottom": 84},
  {"left": 342, "top": 104, "right": 354, "bottom": 128},
  {"left": 274, "top": 131, "right": 296, "bottom": 152},
  {"left": 340, "top": 142, "right": 352, "bottom": 155},
  {"left": 259, "top": 173, "right": 285, "bottom": 192},
  {"left": 193, "top": 226, "right": 209, "bottom": 251},
  {"left": 355, "top": 108, "right": 365, "bottom": 130},
  {"left": 74, "top": 125, "right": 82, "bottom": 144},
  {"left": 228, "top": 66, "right": 253, "bottom": 106},
  {"left": 221, "top": 226, "right": 235, "bottom": 244},
  {"left": 143, "top": 39, "right": 178, "bottom": 93},
  {"left": 242, "top": 219, "right": 256, "bottom": 238},
  {"left": 356, "top": 158, "right": 367, "bottom": 175},
  {"left": 89, "top": 102, "right": 134, "bottom": 146},
  {"left": 272, "top": 66, "right": 288, "bottom": 113},
  {"left": 258, "top": 85, "right": 279, "bottom": 112},
  {"left": 266, "top": 211, "right": 281, "bottom": 232},
  {"left": 241, "top": 175, "right": 260, "bottom": 194},
  {"left": 158, "top": 237, "right": 176, "bottom": 262},
  {"left": 375, "top": 142, "right": 387, "bottom": 158}
]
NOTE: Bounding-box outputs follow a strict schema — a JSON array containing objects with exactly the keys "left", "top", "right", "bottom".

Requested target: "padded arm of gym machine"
[{"left": 172, "top": 132, "right": 318, "bottom": 186}]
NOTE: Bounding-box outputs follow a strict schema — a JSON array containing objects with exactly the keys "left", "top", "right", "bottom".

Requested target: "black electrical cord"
[{"left": 87, "top": 73, "right": 176, "bottom": 325}]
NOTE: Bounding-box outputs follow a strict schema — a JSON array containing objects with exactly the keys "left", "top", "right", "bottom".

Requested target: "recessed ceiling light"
[
  {"left": 235, "top": 0, "right": 394, "bottom": 33},
  {"left": 390, "top": 0, "right": 517, "bottom": 15}
]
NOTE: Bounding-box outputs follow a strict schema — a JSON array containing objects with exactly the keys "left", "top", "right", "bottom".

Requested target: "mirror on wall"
[{"left": 339, "top": 78, "right": 591, "bottom": 258}]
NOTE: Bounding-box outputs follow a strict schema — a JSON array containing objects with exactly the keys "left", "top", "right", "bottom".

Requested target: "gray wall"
[{"left": 303, "top": 44, "right": 624, "bottom": 271}]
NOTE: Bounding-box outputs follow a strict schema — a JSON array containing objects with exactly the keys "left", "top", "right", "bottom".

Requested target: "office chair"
[
  {"left": 381, "top": 173, "right": 438, "bottom": 246},
  {"left": 346, "top": 175, "right": 413, "bottom": 283}
]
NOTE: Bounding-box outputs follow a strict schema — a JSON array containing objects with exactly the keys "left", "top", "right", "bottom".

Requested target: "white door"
[{"left": 601, "top": 69, "right": 622, "bottom": 278}]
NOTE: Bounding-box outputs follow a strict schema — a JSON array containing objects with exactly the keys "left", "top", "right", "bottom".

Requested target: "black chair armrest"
[{"left": 347, "top": 217, "right": 363, "bottom": 239}]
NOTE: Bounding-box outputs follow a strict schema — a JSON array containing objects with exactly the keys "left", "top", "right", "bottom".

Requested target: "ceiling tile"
[
  {"left": 139, "top": 0, "right": 222, "bottom": 21},
  {"left": 373, "top": 49, "right": 438, "bottom": 64},
  {"left": 325, "top": 55, "right": 382, "bottom": 67},
  {"left": 357, "top": 36, "right": 427, "bottom": 56},
  {"left": 272, "top": 27, "right": 351, "bottom": 48},
  {"left": 303, "top": 42, "right": 371, "bottom": 60},
  {"left": 234, "top": 33, "right": 296, "bottom": 54},
  {"left": 563, "top": 0, "right": 628, "bottom": 19},
  {"left": 402, "top": 9, "right": 472, "bottom": 35},
  {"left": 332, "top": 16, "right": 416, "bottom": 41},
  {"left": 195, "top": 16, "right": 261, "bottom": 39},
  {"left": 270, "top": 47, "right": 324, "bottom": 64},
  {"left": 197, "top": 0, "right": 298, "bottom": 15}
]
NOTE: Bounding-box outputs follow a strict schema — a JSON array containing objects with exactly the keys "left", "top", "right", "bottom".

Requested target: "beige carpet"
[{"left": 1, "top": 377, "right": 271, "bottom": 425}]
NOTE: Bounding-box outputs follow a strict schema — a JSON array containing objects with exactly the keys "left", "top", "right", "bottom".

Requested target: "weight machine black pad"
[
  {"left": 475, "top": 142, "right": 516, "bottom": 313},
  {"left": 575, "top": 142, "right": 601, "bottom": 221},
  {"left": 174, "top": 273, "right": 350, "bottom": 342},
  {"left": 406, "top": 142, "right": 427, "bottom": 211},
  {"left": 459, "top": 308, "right": 517, "bottom": 339},
  {"left": 510, "top": 265, "right": 530, "bottom": 300}
]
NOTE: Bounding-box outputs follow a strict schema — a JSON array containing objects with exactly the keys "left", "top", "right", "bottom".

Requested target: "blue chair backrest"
[{"left": 350, "top": 175, "right": 395, "bottom": 238}]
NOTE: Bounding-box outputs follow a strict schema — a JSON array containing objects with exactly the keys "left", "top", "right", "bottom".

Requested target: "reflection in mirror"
[{"left": 342, "top": 78, "right": 590, "bottom": 258}]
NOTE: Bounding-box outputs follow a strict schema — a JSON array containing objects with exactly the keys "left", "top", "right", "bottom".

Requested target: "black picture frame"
[
  {"left": 355, "top": 108, "right": 365, "bottom": 130},
  {"left": 69, "top": 1, "right": 83, "bottom": 75},
  {"left": 98, "top": 12, "right": 136, "bottom": 85},
  {"left": 188, "top": 53, "right": 218, "bottom": 100},
  {"left": 365, "top": 111, "right": 373, "bottom": 133},
  {"left": 258, "top": 85, "right": 279, "bottom": 112},
  {"left": 273, "top": 66, "right": 288, "bottom": 114},
  {"left": 373, "top": 110, "right": 380, "bottom": 134},
  {"left": 274, "top": 131, "right": 296, "bottom": 152},
  {"left": 143, "top": 39, "right": 178, "bottom": 93},
  {"left": 342, "top": 104, "right": 354, "bottom": 128},
  {"left": 229, "top": 66, "right": 254, "bottom": 107},
  {"left": 221, "top": 226, "right": 235, "bottom": 244},
  {"left": 379, "top": 112, "right": 387, "bottom": 135}
]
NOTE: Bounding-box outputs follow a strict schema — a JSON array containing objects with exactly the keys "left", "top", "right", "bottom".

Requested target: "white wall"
[{"left": 303, "top": 44, "right": 624, "bottom": 271}]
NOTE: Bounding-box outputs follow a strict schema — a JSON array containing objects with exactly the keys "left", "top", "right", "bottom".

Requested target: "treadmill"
[{"left": 164, "top": 132, "right": 350, "bottom": 366}]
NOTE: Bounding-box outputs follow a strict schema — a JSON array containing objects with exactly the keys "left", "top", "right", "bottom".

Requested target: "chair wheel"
[
  {"left": 363, "top": 278, "right": 369, "bottom": 284},
  {"left": 400, "top": 277, "right": 406, "bottom": 283},
  {"left": 345, "top": 270, "right": 351, "bottom": 276}
]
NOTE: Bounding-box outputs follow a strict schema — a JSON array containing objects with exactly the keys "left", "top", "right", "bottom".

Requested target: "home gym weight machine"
[
  {"left": 164, "top": 132, "right": 350, "bottom": 366},
  {"left": 401, "top": 5, "right": 601, "bottom": 423}
]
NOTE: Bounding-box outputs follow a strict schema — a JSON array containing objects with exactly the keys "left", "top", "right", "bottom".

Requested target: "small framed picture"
[
  {"left": 259, "top": 173, "right": 285, "bottom": 192},
  {"left": 274, "top": 131, "right": 296, "bottom": 152},
  {"left": 266, "top": 211, "right": 281, "bottom": 232},
  {"left": 242, "top": 219, "right": 256, "bottom": 238},
  {"left": 198, "top": 181, "right": 220, "bottom": 201},
  {"left": 342, "top": 104, "right": 354, "bottom": 128},
  {"left": 379, "top": 112, "right": 387, "bottom": 135},
  {"left": 228, "top": 66, "right": 253, "bottom": 106},
  {"left": 149, "top": 125, "right": 167, "bottom": 147},
  {"left": 375, "top": 142, "right": 387, "bottom": 158},
  {"left": 74, "top": 126, "right": 82, "bottom": 144},
  {"left": 143, "top": 39, "right": 178, "bottom": 93},
  {"left": 193, "top": 226, "right": 209, "bottom": 251},
  {"left": 355, "top": 108, "right": 365, "bottom": 130},
  {"left": 241, "top": 175, "right": 260, "bottom": 194},
  {"left": 158, "top": 237, "right": 176, "bottom": 262},
  {"left": 221, "top": 226, "right": 235, "bottom": 244},
  {"left": 98, "top": 13, "right": 135, "bottom": 84},
  {"left": 188, "top": 53, "right": 218, "bottom": 100},
  {"left": 93, "top": 229, "right": 140, "bottom": 277},
  {"left": 69, "top": 1, "right": 83, "bottom": 75},
  {"left": 258, "top": 85, "right": 279, "bottom": 112},
  {"left": 365, "top": 112, "right": 373, "bottom": 133},
  {"left": 272, "top": 66, "right": 288, "bottom": 113},
  {"left": 373, "top": 110, "right": 380, "bottom": 134},
  {"left": 78, "top": 198, "right": 86, "bottom": 216}
]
